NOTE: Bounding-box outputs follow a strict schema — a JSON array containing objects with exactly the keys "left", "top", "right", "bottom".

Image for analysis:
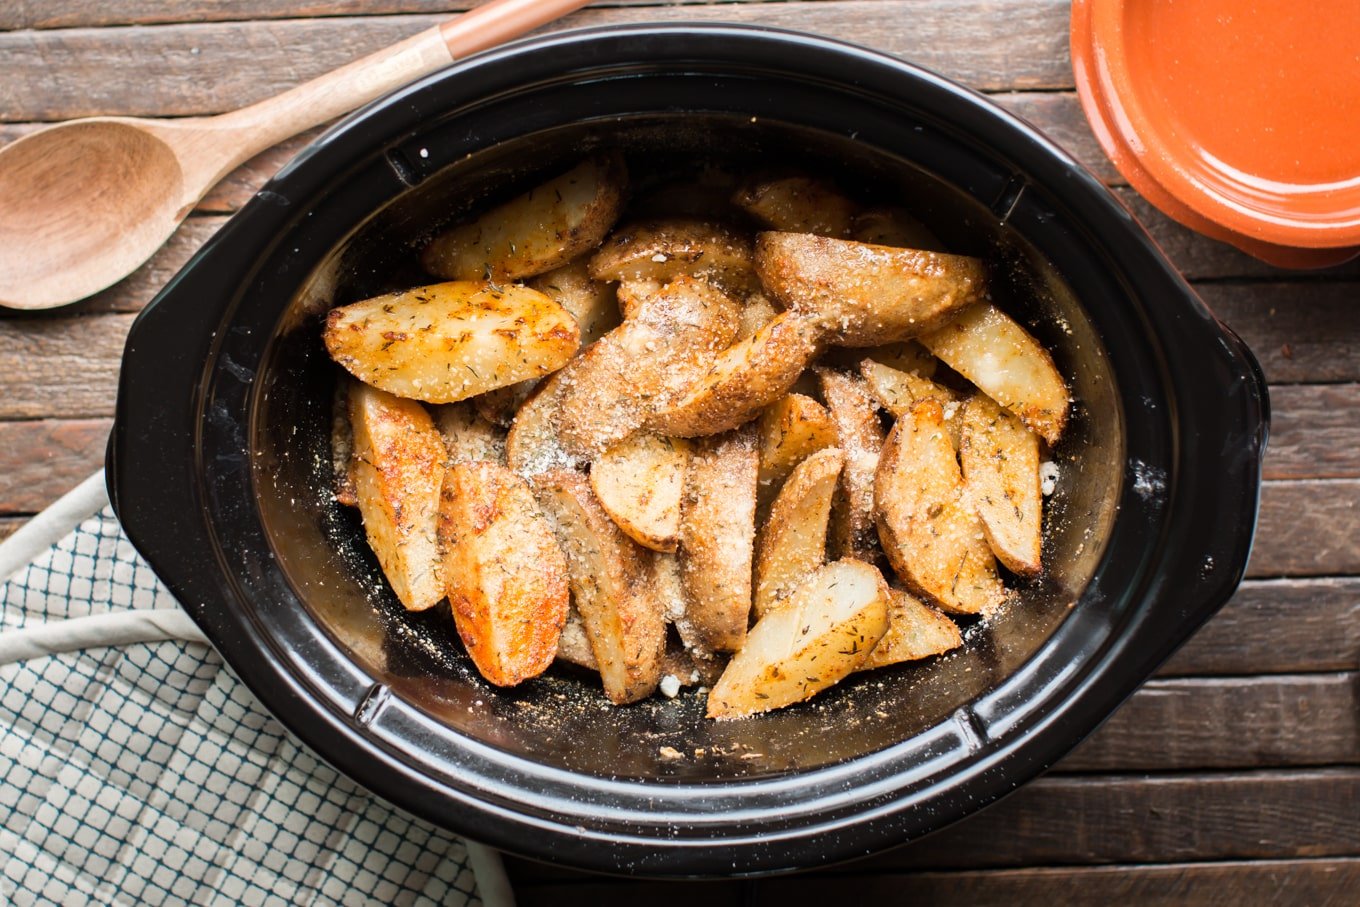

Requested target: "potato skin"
[
  {"left": 817, "top": 368, "right": 888, "bottom": 563},
  {"left": 440, "top": 462, "right": 570, "bottom": 686},
  {"left": 347, "top": 384, "right": 446, "bottom": 611},
  {"left": 734, "top": 175, "right": 858, "bottom": 237},
  {"left": 875, "top": 400, "right": 1005, "bottom": 615},
  {"left": 589, "top": 218, "right": 758, "bottom": 298},
  {"left": 323, "top": 281, "right": 579, "bottom": 404},
  {"left": 422, "top": 153, "right": 627, "bottom": 282},
  {"left": 755, "top": 231, "right": 987, "bottom": 347}
]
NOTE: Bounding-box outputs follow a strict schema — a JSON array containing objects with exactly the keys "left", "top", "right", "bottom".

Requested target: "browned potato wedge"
[
  {"left": 331, "top": 377, "right": 358, "bottom": 507},
  {"left": 754, "top": 447, "right": 844, "bottom": 619},
  {"left": 323, "top": 281, "right": 579, "bottom": 404},
  {"left": 348, "top": 383, "right": 445, "bottom": 611},
  {"left": 875, "top": 400, "right": 1006, "bottom": 615},
  {"left": 440, "top": 461, "right": 570, "bottom": 687},
  {"left": 755, "top": 232, "right": 986, "bottom": 347},
  {"left": 738, "top": 291, "right": 781, "bottom": 339},
  {"left": 528, "top": 256, "right": 623, "bottom": 348},
  {"left": 857, "top": 588, "right": 962, "bottom": 671},
  {"left": 755, "top": 393, "right": 837, "bottom": 509},
  {"left": 589, "top": 219, "right": 758, "bottom": 297},
  {"left": 558, "top": 276, "right": 741, "bottom": 458},
  {"left": 858, "top": 358, "right": 963, "bottom": 450},
  {"left": 434, "top": 401, "right": 506, "bottom": 466},
  {"left": 590, "top": 433, "right": 691, "bottom": 552},
  {"left": 532, "top": 470, "right": 665, "bottom": 704},
  {"left": 679, "top": 428, "right": 759, "bottom": 653},
  {"left": 960, "top": 394, "right": 1043, "bottom": 576},
  {"left": 648, "top": 311, "right": 824, "bottom": 438},
  {"left": 422, "top": 154, "right": 627, "bottom": 281},
  {"left": 919, "top": 302, "right": 1069, "bottom": 445},
  {"left": 851, "top": 207, "right": 945, "bottom": 252},
  {"left": 472, "top": 382, "right": 535, "bottom": 428},
  {"left": 706, "top": 559, "right": 890, "bottom": 719},
  {"left": 863, "top": 339, "right": 938, "bottom": 378},
  {"left": 734, "top": 176, "right": 858, "bottom": 237},
  {"left": 505, "top": 358, "right": 585, "bottom": 476},
  {"left": 555, "top": 606, "right": 597, "bottom": 670},
  {"left": 817, "top": 368, "right": 888, "bottom": 562}
]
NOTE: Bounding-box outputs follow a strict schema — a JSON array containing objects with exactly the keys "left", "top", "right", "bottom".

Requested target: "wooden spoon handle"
[{"left": 210, "top": 0, "right": 592, "bottom": 171}]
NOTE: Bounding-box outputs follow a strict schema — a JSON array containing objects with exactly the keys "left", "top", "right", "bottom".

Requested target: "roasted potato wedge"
[
  {"left": 851, "top": 207, "right": 945, "bottom": 252},
  {"left": 558, "top": 276, "right": 742, "bottom": 458},
  {"left": 590, "top": 433, "right": 692, "bottom": 552},
  {"left": 472, "top": 382, "right": 535, "bottom": 428},
  {"left": 919, "top": 302, "right": 1069, "bottom": 445},
  {"left": 817, "top": 368, "right": 888, "bottom": 562},
  {"left": 679, "top": 428, "right": 759, "bottom": 653},
  {"left": 331, "top": 377, "right": 358, "bottom": 507},
  {"left": 734, "top": 176, "right": 858, "bottom": 237},
  {"left": 440, "top": 461, "right": 570, "bottom": 686},
  {"left": 755, "top": 232, "right": 987, "bottom": 347},
  {"left": 738, "top": 291, "right": 781, "bottom": 339},
  {"left": 532, "top": 470, "right": 666, "bottom": 704},
  {"left": 960, "top": 393, "right": 1043, "bottom": 576},
  {"left": 434, "top": 401, "right": 506, "bottom": 466},
  {"left": 755, "top": 392, "right": 837, "bottom": 510},
  {"left": 753, "top": 447, "right": 844, "bottom": 619},
  {"left": 555, "top": 606, "right": 597, "bottom": 670},
  {"left": 875, "top": 400, "right": 1005, "bottom": 615},
  {"left": 859, "top": 358, "right": 963, "bottom": 449},
  {"left": 857, "top": 588, "right": 962, "bottom": 671},
  {"left": 648, "top": 311, "right": 824, "bottom": 438},
  {"left": 706, "top": 559, "right": 890, "bottom": 719},
  {"left": 505, "top": 358, "right": 585, "bottom": 476},
  {"left": 863, "top": 339, "right": 938, "bottom": 377},
  {"left": 589, "top": 219, "right": 758, "bottom": 297},
  {"left": 422, "top": 153, "right": 627, "bottom": 281},
  {"left": 528, "top": 256, "right": 623, "bottom": 348},
  {"left": 348, "top": 383, "right": 445, "bottom": 611},
  {"left": 323, "top": 281, "right": 579, "bottom": 404}
]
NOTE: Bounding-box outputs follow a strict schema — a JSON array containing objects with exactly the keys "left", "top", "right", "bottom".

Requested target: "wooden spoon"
[{"left": 0, "top": 0, "right": 593, "bottom": 311}]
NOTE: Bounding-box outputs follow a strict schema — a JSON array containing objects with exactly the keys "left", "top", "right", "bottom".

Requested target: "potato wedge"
[
  {"left": 875, "top": 400, "right": 1006, "bottom": 615},
  {"left": 434, "top": 400, "right": 506, "bottom": 466},
  {"left": 754, "top": 447, "right": 844, "bottom": 619},
  {"left": 852, "top": 207, "right": 945, "bottom": 252},
  {"left": 531, "top": 470, "right": 665, "bottom": 704},
  {"left": 738, "top": 291, "right": 781, "bottom": 340},
  {"left": 679, "top": 427, "right": 759, "bottom": 653},
  {"left": 440, "top": 461, "right": 570, "bottom": 686},
  {"left": 590, "top": 433, "right": 691, "bottom": 552},
  {"left": 528, "top": 256, "right": 623, "bottom": 348},
  {"left": 589, "top": 219, "right": 758, "bottom": 297},
  {"left": 734, "top": 176, "right": 858, "bottom": 237},
  {"left": 817, "top": 368, "right": 888, "bottom": 562},
  {"left": 505, "top": 358, "right": 585, "bottom": 476},
  {"left": 858, "top": 358, "right": 963, "bottom": 449},
  {"left": 919, "top": 302, "right": 1069, "bottom": 444},
  {"left": 555, "top": 606, "right": 597, "bottom": 670},
  {"left": 755, "top": 393, "right": 837, "bottom": 510},
  {"left": 331, "top": 377, "right": 358, "bottom": 507},
  {"left": 647, "top": 310, "right": 824, "bottom": 438},
  {"left": 323, "top": 281, "right": 579, "bottom": 404},
  {"left": 960, "top": 393, "right": 1043, "bottom": 576},
  {"left": 422, "top": 153, "right": 627, "bottom": 281},
  {"left": 558, "top": 276, "right": 741, "bottom": 458},
  {"left": 472, "top": 381, "right": 535, "bottom": 428},
  {"left": 706, "top": 559, "right": 890, "bottom": 719},
  {"left": 863, "top": 339, "right": 938, "bottom": 378},
  {"left": 755, "top": 232, "right": 986, "bottom": 347},
  {"left": 348, "top": 383, "right": 445, "bottom": 611},
  {"left": 857, "top": 588, "right": 962, "bottom": 671}
]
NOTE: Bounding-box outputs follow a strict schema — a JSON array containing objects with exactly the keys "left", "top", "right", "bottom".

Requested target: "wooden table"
[{"left": 3, "top": 2, "right": 1357, "bottom": 902}]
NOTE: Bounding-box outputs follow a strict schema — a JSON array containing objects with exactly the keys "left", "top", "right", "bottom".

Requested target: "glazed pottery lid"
[{"left": 1072, "top": 0, "right": 1360, "bottom": 265}]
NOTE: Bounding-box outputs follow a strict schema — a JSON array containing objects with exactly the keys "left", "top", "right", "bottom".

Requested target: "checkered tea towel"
[{"left": 0, "top": 473, "right": 514, "bottom": 907}]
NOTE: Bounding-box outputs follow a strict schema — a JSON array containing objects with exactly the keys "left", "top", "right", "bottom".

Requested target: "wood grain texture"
[
  {"left": 0, "top": 1, "right": 1072, "bottom": 122},
  {"left": 1265, "top": 385, "right": 1360, "bottom": 480},
  {"left": 1061, "top": 673, "right": 1360, "bottom": 772},
  {"left": 0, "top": 420, "right": 110, "bottom": 514},
  {"left": 1162, "top": 578, "right": 1360, "bottom": 676},
  {"left": 1202, "top": 283, "right": 1360, "bottom": 385},
  {"left": 0, "top": 517, "right": 25, "bottom": 543},
  {"left": 0, "top": 314, "right": 131, "bottom": 419},
  {"left": 1251, "top": 481, "right": 1360, "bottom": 577},
  {"left": 515, "top": 859, "right": 1360, "bottom": 907}
]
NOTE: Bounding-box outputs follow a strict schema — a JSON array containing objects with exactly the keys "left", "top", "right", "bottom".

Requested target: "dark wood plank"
[
  {"left": 0, "top": 1, "right": 1072, "bottom": 122},
  {"left": 512, "top": 859, "right": 1360, "bottom": 907},
  {"left": 0, "top": 419, "right": 110, "bottom": 514},
  {"left": 1251, "top": 481, "right": 1360, "bottom": 578},
  {"left": 0, "top": 314, "right": 132, "bottom": 419},
  {"left": 1202, "top": 283, "right": 1360, "bottom": 385},
  {"left": 0, "top": 517, "right": 25, "bottom": 543},
  {"left": 1162, "top": 578, "right": 1360, "bottom": 676},
  {"left": 1265, "top": 385, "right": 1360, "bottom": 480},
  {"left": 1061, "top": 674, "right": 1359, "bottom": 773}
]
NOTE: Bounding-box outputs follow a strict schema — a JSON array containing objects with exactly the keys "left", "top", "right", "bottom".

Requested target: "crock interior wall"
[{"left": 251, "top": 114, "right": 1124, "bottom": 781}]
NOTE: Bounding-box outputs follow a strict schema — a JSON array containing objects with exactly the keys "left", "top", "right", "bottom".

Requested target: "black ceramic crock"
[{"left": 108, "top": 25, "right": 1268, "bottom": 876}]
